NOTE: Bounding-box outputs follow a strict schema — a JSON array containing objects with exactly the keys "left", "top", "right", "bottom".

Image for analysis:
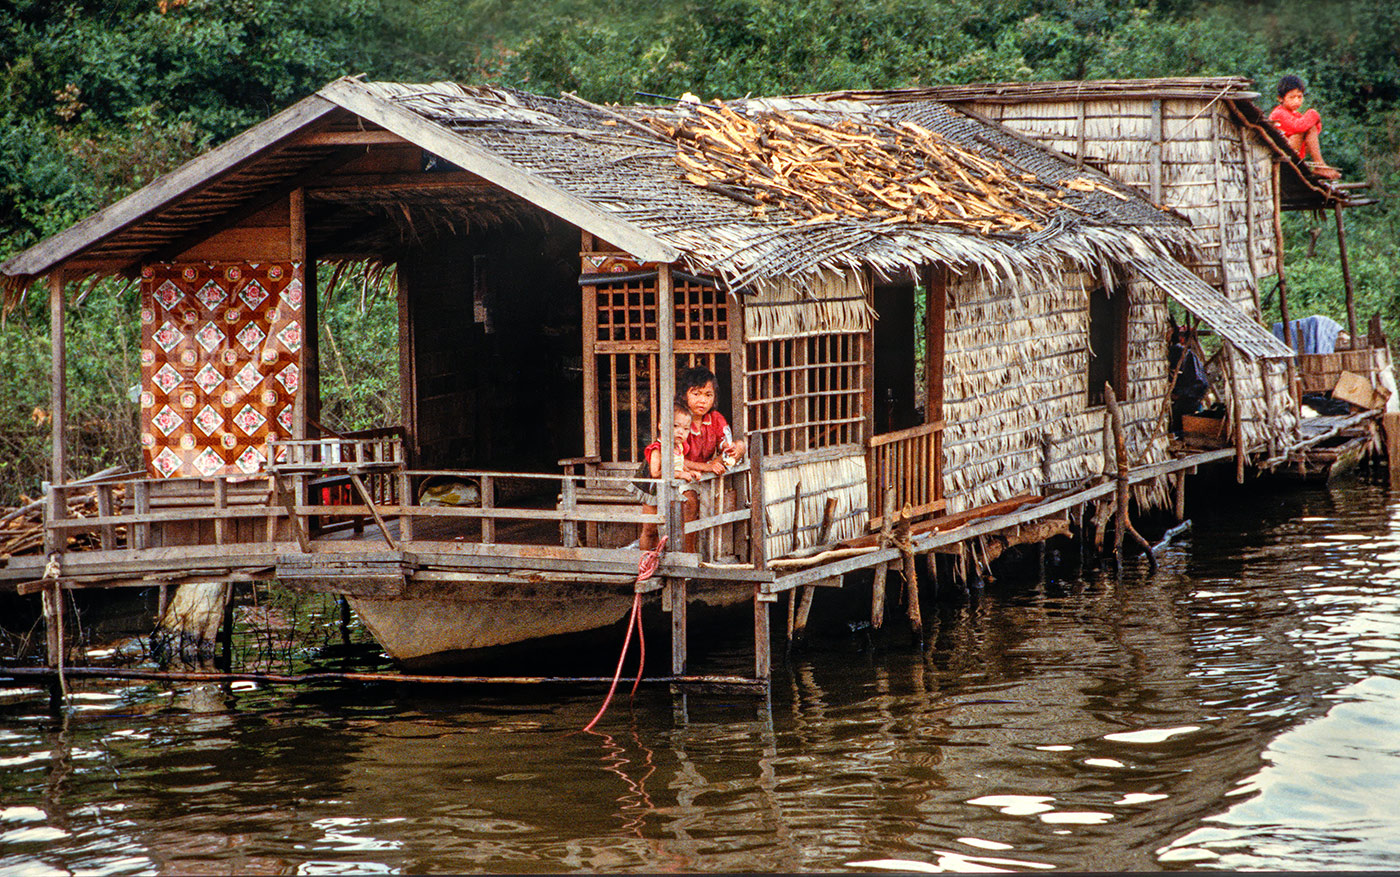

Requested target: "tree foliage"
[{"left": 1, "top": 0, "right": 1397, "bottom": 501}]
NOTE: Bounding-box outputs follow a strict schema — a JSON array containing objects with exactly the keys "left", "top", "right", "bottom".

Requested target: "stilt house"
[{"left": 0, "top": 78, "right": 1294, "bottom": 672}]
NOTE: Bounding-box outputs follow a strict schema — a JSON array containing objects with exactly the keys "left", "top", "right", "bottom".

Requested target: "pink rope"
[{"left": 581, "top": 536, "right": 666, "bottom": 732}]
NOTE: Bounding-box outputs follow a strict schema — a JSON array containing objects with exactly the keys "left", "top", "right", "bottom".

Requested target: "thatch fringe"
[{"left": 745, "top": 270, "right": 874, "bottom": 341}]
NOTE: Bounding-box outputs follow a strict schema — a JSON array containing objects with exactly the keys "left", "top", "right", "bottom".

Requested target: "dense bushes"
[{"left": 2, "top": 0, "right": 1397, "bottom": 502}]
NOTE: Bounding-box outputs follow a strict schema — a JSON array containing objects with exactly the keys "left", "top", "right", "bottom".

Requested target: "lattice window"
[
  {"left": 675, "top": 279, "right": 728, "bottom": 346},
  {"left": 746, "top": 333, "right": 866, "bottom": 456},
  {"left": 588, "top": 275, "right": 731, "bottom": 463}
]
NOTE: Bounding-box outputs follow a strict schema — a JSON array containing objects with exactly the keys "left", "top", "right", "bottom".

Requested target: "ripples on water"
[{"left": 3, "top": 477, "right": 1400, "bottom": 873}]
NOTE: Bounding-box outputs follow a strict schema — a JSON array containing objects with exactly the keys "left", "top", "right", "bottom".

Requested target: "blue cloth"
[{"left": 1271, "top": 314, "right": 1342, "bottom": 355}]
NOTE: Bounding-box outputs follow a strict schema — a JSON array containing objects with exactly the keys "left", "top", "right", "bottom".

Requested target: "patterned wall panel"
[{"left": 139, "top": 261, "right": 304, "bottom": 478}]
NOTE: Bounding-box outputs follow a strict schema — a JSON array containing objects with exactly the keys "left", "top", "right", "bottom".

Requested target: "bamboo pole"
[
  {"left": 1334, "top": 204, "right": 1358, "bottom": 348},
  {"left": 0, "top": 666, "right": 768, "bottom": 689}
]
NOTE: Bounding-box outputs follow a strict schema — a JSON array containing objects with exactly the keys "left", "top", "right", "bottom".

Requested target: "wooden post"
[
  {"left": 49, "top": 271, "right": 66, "bottom": 490},
  {"left": 1075, "top": 102, "right": 1087, "bottom": 168},
  {"left": 1174, "top": 470, "right": 1188, "bottom": 521},
  {"left": 896, "top": 507, "right": 921, "bottom": 636},
  {"left": 133, "top": 480, "right": 151, "bottom": 550},
  {"left": 793, "top": 584, "right": 816, "bottom": 640},
  {"left": 753, "top": 585, "right": 770, "bottom": 680},
  {"left": 559, "top": 474, "right": 578, "bottom": 548},
  {"left": 748, "top": 433, "right": 767, "bottom": 569},
  {"left": 96, "top": 483, "right": 115, "bottom": 550},
  {"left": 1383, "top": 411, "right": 1400, "bottom": 489},
  {"left": 657, "top": 263, "right": 676, "bottom": 544},
  {"left": 41, "top": 583, "right": 66, "bottom": 705},
  {"left": 666, "top": 495, "right": 686, "bottom": 675},
  {"left": 1104, "top": 384, "right": 1156, "bottom": 568},
  {"left": 789, "top": 480, "right": 803, "bottom": 553},
  {"left": 1038, "top": 432, "right": 1053, "bottom": 582},
  {"left": 213, "top": 477, "right": 228, "bottom": 545},
  {"left": 479, "top": 474, "right": 494, "bottom": 544},
  {"left": 397, "top": 469, "right": 414, "bottom": 542},
  {"left": 1223, "top": 341, "right": 1247, "bottom": 483},
  {"left": 1272, "top": 160, "right": 1301, "bottom": 413},
  {"left": 870, "top": 562, "right": 888, "bottom": 629},
  {"left": 1148, "top": 99, "right": 1163, "bottom": 204},
  {"left": 1334, "top": 204, "right": 1358, "bottom": 347}
]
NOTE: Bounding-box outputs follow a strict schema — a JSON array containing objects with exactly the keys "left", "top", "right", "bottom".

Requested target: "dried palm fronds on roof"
[{"left": 646, "top": 102, "right": 1116, "bottom": 235}]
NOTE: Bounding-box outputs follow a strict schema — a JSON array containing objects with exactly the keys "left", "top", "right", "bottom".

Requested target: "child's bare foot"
[{"left": 1309, "top": 162, "right": 1342, "bottom": 180}]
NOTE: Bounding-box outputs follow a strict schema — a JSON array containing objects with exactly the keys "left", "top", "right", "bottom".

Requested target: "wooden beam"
[
  {"left": 295, "top": 130, "right": 406, "bottom": 146},
  {"left": 318, "top": 79, "right": 679, "bottom": 263},
  {"left": 141, "top": 146, "right": 364, "bottom": 268},
  {"left": 2, "top": 95, "right": 339, "bottom": 278}
]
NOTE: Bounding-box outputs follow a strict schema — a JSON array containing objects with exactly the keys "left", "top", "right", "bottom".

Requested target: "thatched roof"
[
  {"left": 0, "top": 77, "right": 1293, "bottom": 358},
  {"left": 798, "top": 76, "right": 1363, "bottom": 211}
]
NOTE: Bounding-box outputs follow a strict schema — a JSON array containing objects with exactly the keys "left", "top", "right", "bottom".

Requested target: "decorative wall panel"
[{"left": 139, "top": 261, "right": 304, "bottom": 478}]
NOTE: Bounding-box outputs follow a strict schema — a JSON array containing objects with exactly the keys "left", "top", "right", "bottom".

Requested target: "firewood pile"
[
  {"left": 1, "top": 485, "right": 126, "bottom": 557},
  {"left": 644, "top": 103, "right": 1120, "bottom": 232}
]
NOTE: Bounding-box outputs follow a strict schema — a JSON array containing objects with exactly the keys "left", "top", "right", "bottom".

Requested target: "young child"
[
  {"left": 1269, "top": 75, "right": 1341, "bottom": 180},
  {"left": 632, "top": 400, "right": 699, "bottom": 551},
  {"left": 676, "top": 366, "right": 747, "bottom": 552}
]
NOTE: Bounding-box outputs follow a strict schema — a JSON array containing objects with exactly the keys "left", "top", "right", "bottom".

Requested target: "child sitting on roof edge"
[{"left": 1268, "top": 75, "right": 1341, "bottom": 180}]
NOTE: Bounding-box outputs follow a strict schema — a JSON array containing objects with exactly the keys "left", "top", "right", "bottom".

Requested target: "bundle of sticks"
[
  {"left": 645, "top": 102, "right": 1095, "bottom": 232},
  {"left": 0, "top": 480, "right": 127, "bottom": 557}
]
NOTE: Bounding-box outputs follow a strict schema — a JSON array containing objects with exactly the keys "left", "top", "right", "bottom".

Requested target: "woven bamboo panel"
[
  {"left": 760, "top": 454, "right": 868, "bottom": 559},
  {"left": 941, "top": 268, "right": 1171, "bottom": 515}
]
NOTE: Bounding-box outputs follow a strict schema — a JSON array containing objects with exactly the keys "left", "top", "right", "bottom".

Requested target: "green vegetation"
[{"left": 1, "top": 0, "right": 1396, "bottom": 502}]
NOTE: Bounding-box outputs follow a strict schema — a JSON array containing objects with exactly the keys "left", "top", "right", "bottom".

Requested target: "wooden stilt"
[
  {"left": 669, "top": 578, "right": 687, "bottom": 675},
  {"left": 1335, "top": 204, "right": 1358, "bottom": 346},
  {"left": 1384, "top": 412, "right": 1400, "bottom": 490},
  {"left": 1104, "top": 384, "right": 1156, "bottom": 569},
  {"left": 1174, "top": 470, "right": 1188, "bottom": 521},
  {"left": 753, "top": 586, "right": 771, "bottom": 679},
  {"left": 785, "top": 589, "right": 796, "bottom": 644},
  {"left": 920, "top": 551, "right": 939, "bottom": 600},
  {"left": 793, "top": 584, "right": 816, "bottom": 640},
  {"left": 870, "top": 562, "right": 887, "bottom": 629},
  {"left": 42, "top": 583, "right": 67, "bottom": 704}
]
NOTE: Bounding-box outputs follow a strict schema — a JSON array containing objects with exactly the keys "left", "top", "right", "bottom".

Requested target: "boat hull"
[{"left": 348, "top": 580, "right": 749, "bottom": 669}]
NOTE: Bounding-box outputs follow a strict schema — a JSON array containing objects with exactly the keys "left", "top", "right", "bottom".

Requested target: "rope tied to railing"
[{"left": 581, "top": 536, "right": 667, "bottom": 733}]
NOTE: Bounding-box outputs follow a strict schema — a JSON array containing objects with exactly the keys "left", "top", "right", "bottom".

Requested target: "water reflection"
[{"left": 2, "top": 478, "right": 1399, "bottom": 872}]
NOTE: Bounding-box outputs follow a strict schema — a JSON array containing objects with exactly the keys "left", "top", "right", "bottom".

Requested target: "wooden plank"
[
  {"left": 295, "top": 129, "right": 405, "bottom": 146},
  {"left": 317, "top": 79, "right": 679, "bottom": 263},
  {"left": 2, "top": 95, "right": 338, "bottom": 278}
]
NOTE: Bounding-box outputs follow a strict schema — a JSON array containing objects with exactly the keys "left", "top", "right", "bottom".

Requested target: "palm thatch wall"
[
  {"left": 941, "top": 266, "right": 1172, "bottom": 516},
  {"left": 969, "top": 97, "right": 1296, "bottom": 451}
]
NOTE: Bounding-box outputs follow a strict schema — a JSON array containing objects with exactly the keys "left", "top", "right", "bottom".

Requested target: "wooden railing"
[
  {"left": 43, "top": 451, "right": 760, "bottom": 565},
  {"left": 867, "top": 420, "right": 945, "bottom": 529}
]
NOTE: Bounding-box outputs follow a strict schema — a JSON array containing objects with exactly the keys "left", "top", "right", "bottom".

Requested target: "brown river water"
[{"left": 3, "top": 473, "right": 1400, "bottom": 873}]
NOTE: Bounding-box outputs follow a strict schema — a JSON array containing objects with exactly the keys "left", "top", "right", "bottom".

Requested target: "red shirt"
[
  {"left": 1269, "top": 104, "right": 1321, "bottom": 137},
  {"left": 683, "top": 411, "right": 732, "bottom": 463}
]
